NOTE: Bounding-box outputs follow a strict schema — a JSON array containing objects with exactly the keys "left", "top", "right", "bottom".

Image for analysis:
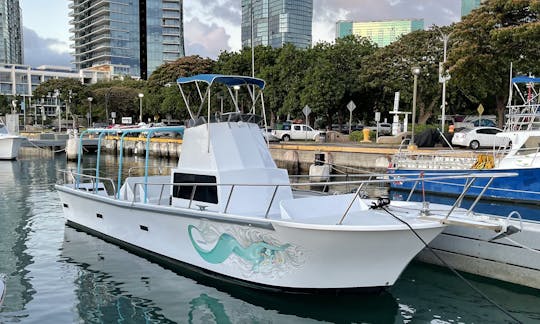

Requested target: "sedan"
[{"left": 451, "top": 127, "right": 510, "bottom": 150}]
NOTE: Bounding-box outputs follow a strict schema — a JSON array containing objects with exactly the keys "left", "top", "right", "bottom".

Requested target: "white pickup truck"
[{"left": 272, "top": 124, "right": 322, "bottom": 141}]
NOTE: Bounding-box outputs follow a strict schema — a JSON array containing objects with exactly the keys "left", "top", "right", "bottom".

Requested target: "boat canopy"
[
  {"left": 512, "top": 76, "right": 540, "bottom": 84},
  {"left": 177, "top": 74, "right": 266, "bottom": 90}
]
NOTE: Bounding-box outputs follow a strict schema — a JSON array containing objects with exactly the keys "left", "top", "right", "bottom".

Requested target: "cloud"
[
  {"left": 184, "top": 17, "right": 232, "bottom": 58},
  {"left": 23, "top": 27, "right": 72, "bottom": 67}
]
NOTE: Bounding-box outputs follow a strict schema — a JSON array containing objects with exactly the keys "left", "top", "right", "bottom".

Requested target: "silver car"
[{"left": 451, "top": 127, "right": 510, "bottom": 150}]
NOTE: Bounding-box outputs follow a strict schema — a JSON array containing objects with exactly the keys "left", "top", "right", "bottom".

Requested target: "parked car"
[
  {"left": 369, "top": 123, "right": 392, "bottom": 135},
  {"left": 331, "top": 124, "right": 364, "bottom": 134},
  {"left": 261, "top": 127, "right": 280, "bottom": 142},
  {"left": 451, "top": 126, "right": 511, "bottom": 150},
  {"left": 473, "top": 119, "right": 497, "bottom": 127},
  {"left": 271, "top": 124, "right": 322, "bottom": 141}
]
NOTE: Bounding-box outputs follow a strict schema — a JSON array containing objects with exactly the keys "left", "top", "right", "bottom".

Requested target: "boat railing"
[
  {"left": 504, "top": 103, "right": 540, "bottom": 131},
  {"left": 59, "top": 169, "right": 117, "bottom": 196},
  {"left": 121, "top": 172, "right": 517, "bottom": 224},
  {"left": 393, "top": 171, "right": 516, "bottom": 220},
  {"left": 392, "top": 150, "right": 482, "bottom": 170}
]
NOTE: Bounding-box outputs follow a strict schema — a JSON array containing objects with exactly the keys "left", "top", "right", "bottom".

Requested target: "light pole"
[
  {"left": 138, "top": 93, "right": 144, "bottom": 123},
  {"left": 437, "top": 29, "right": 450, "bottom": 131},
  {"left": 411, "top": 67, "right": 421, "bottom": 148},
  {"left": 87, "top": 97, "right": 93, "bottom": 127},
  {"left": 251, "top": 0, "right": 255, "bottom": 78}
]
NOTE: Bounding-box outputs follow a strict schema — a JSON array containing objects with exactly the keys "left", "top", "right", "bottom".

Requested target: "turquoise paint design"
[{"left": 188, "top": 225, "right": 290, "bottom": 270}]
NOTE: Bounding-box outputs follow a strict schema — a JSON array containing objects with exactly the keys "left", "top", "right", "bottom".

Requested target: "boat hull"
[
  {"left": 0, "top": 136, "right": 24, "bottom": 160},
  {"left": 57, "top": 186, "right": 444, "bottom": 291},
  {"left": 415, "top": 219, "right": 540, "bottom": 289}
]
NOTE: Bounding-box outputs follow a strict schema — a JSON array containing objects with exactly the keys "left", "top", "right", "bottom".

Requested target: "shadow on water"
[
  {"left": 393, "top": 261, "right": 540, "bottom": 323},
  {"left": 60, "top": 226, "right": 399, "bottom": 323}
]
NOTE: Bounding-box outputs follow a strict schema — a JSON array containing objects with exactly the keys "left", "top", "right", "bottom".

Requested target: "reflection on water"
[
  {"left": 0, "top": 155, "right": 539, "bottom": 323},
  {"left": 61, "top": 226, "right": 399, "bottom": 323}
]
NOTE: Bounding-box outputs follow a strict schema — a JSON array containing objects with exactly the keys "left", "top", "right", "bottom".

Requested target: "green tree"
[
  {"left": 33, "top": 78, "right": 90, "bottom": 125},
  {"left": 448, "top": 0, "right": 540, "bottom": 125},
  {"left": 301, "top": 36, "right": 376, "bottom": 128},
  {"left": 147, "top": 55, "right": 215, "bottom": 122},
  {"left": 360, "top": 29, "right": 447, "bottom": 126},
  {"left": 88, "top": 79, "right": 146, "bottom": 123}
]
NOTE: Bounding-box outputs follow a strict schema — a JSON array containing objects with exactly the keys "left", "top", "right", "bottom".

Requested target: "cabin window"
[{"left": 172, "top": 173, "right": 218, "bottom": 204}]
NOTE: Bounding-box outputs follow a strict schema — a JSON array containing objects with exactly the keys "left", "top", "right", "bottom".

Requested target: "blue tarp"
[
  {"left": 512, "top": 76, "right": 540, "bottom": 84},
  {"left": 177, "top": 74, "right": 266, "bottom": 89}
]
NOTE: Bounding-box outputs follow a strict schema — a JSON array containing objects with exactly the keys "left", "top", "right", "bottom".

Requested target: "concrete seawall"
[
  {"left": 98, "top": 137, "right": 395, "bottom": 173},
  {"left": 20, "top": 136, "right": 396, "bottom": 173}
]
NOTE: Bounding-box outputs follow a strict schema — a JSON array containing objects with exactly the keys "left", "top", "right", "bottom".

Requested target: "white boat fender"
[{"left": 489, "top": 211, "right": 523, "bottom": 242}]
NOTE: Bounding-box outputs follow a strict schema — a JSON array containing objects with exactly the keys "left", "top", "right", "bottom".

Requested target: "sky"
[{"left": 20, "top": 0, "right": 462, "bottom": 68}]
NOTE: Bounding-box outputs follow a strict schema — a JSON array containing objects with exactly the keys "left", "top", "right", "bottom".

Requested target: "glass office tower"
[
  {"left": 461, "top": 0, "right": 484, "bottom": 17},
  {"left": 0, "top": 0, "right": 23, "bottom": 64},
  {"left": 69, "top": 0, "right": 184, "bottom": 79},
  {"left": 336, "top": 19, "right": 424, "bottom": 47},
  {"left": 241, "top": 0, "right": 313, "bottom": 49}
]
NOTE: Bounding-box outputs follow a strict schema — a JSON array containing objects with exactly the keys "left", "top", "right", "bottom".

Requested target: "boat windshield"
[{"left": 0, "top": 125, "right": 8, "bottom": 135}]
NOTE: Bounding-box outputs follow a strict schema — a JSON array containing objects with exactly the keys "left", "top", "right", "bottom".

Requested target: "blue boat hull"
[{"left": 389, "top": 168, "right": 540, "bottom": 206}]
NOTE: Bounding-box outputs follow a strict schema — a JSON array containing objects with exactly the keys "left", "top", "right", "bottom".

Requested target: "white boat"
[
  {"left": 389, "top": 76, "right": 540, "bottom": 289},
  {"left": 56, "top": 74, "right": 514, "bottom": 291},
  {"left": 0, "top": 119, "right": 25, "bottom": 160}
]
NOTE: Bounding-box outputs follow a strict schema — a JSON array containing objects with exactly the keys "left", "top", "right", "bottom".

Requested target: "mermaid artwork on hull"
[{"left": 188, "top": 224, "right": 297, "bottom": 273}]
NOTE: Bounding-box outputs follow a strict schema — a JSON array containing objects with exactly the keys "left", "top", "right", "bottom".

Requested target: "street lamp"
[
  {"left": 411, "top": 66, "right": 421, "bottom": 148},
  {"left": 436, "top": 29, "right": 450, "bottom": 131},
  {"left": 87, "top": 97, "right": 93, "bottom": 127},
  {"left": 138, "top": 93, "right": 144, "bottom": 123}
]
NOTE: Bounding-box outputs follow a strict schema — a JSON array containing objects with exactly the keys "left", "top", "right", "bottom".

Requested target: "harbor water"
[{"left": 0, "top": 155, "right": 539, "bottom": 323}]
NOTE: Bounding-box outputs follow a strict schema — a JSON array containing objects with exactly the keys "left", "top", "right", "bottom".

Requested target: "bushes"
[{"left": 349, "top": 130, "right": 363, "bottom": 142}]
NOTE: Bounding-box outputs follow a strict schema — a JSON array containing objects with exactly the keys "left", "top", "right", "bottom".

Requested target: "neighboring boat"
[
  {"left": 56, "top": 74, "right": 513, "bottom": 292},
  {"left": 390, "top": 76, "right": 540, "bottom": 204},
  {"left": 0, "top": 119, "right": 25, "bottom": 160},
  {"left": 0, "top": 273, "right": 6, "bottom": 306},
  {"left": 389, "top": 76, "right": 540, "bottom": 289}
]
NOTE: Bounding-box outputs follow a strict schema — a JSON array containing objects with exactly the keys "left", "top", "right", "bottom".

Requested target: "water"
[{"left": 1, "top": 155, "right": 540, "bottom": 323}]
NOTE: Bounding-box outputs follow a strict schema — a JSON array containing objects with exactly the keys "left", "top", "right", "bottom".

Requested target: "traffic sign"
[
  {"left": 347, "top": 100, "right": 356, "bottom": 112},
  {"left": 477, "top": 104, "right": 484, "bottom": 115},
  {"left": 302, "top": 105, "right": 311, "bottom": 118}
]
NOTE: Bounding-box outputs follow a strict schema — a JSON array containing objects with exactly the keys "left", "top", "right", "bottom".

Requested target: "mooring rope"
[{"left": 371, "top": 202, "right": 522, "bottom": 323}]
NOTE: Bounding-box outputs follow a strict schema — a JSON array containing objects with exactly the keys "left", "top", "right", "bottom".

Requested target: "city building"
[
  {"left": 336, "top": 19, "right": 424, "bottom": 47},
  {"left": 461, "top": 0, "right": 485, "bottom": 17},
  {"left": 0, "top": 0, "right": 23, "bottom": 64},
  {"left": 0, "top": 64, "right": 111, "bottom": 118},
  {"left": 69, "top": 0, "right": 185, "bottom": 80},
  {"left": 241, "top": 0, "right": 313, "bottom": 49}
]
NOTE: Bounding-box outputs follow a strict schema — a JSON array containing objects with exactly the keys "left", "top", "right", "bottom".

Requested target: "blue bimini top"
[{"left": 176, "top": 74, "right": 266, "bottom": 90}]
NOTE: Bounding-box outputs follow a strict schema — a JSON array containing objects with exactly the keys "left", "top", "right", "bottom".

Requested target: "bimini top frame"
[
  {"left": 176, "top": 74, "right": 267, "bottom": 124},
  {"left": 510, "top": 76, "right": 540, "bottom": 106}
]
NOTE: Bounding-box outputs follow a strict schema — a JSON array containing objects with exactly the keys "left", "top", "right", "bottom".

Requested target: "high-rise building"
[
  {"left": 69, "top": 0, "right": 185, "bottom": 80},
  {"left": 0, "top": 0, "right": 23, "bottom": 64},
  {"left": 336, "top": 19, "right": 424, "bottom": 47},
  {"left": 241, "top": 0, "right": 313, "bottom": 49},
  {"left": 461, "top": 0, "right": 485, "bottom": 17}
]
